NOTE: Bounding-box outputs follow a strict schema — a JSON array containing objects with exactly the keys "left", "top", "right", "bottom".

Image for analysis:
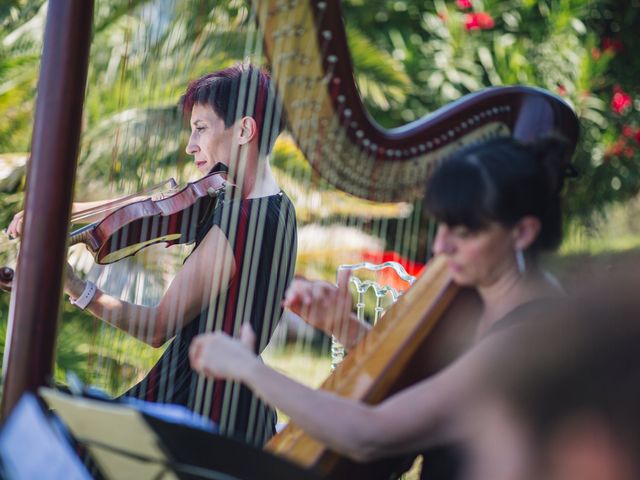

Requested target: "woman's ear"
[
  {"left": 238, "top": 117, "right": 257, "bottom": 145},
  {"left": 513, "top": 216, "right": 541, "bottom": 251}
]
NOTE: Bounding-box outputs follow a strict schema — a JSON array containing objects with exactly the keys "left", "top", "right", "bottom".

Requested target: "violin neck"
[{"left": 68, "top": 223, "right": 97, "bottom": 249}]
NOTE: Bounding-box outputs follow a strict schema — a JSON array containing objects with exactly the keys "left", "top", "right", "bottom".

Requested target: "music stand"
[
  {"left": 39, "top": 388, "right": 323, "bottom": 480},
  {"left": 0, "top": 393, "right": 92, "bottom": 480}
]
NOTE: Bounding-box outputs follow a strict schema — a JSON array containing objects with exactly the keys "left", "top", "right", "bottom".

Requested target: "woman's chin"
[{"left": 450, "top": 270, "right": 472, "bottom": 286}]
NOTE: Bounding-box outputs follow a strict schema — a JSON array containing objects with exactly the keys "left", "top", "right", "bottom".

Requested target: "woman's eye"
[{"left": 453, "top": 227, "right": 471, "bottom": 238}]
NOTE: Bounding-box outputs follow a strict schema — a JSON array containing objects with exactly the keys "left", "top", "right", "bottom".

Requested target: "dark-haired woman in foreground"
[{"left": 188, "top": 136, "right": 574, "bottom": 475}]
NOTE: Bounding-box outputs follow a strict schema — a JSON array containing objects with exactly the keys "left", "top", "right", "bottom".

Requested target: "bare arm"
[
  {"left": 190, "top": 324, "right": 497, "bottom": 461},
  {"left": 65, "top": 225, "right": 235, "bottom": 346},
  {"left": 282, "top": 269, "right": 370, "bottom": 349}
]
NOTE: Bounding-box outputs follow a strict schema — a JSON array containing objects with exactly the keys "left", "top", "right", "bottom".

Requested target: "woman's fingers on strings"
[
  {"left": 239, "top": 323, "right": 256, "bottom": 350},
  {"left": 282, "top": 280, "right": 308, "bottom": 311},
  {"left": 189, "top": 333, "right": 225, "bottom": 379},
  {"left": 7, "top": 211, "right": 24, "bottom": 239},
  {"left": 190, "top": 330, "right": 257, "bottom": 381},
  {"left": 283, "top": 277, "right": 328, "bottom": 317},
  {"left": 283, "top": 275, "right": 353, "bottom": 333},
  {"left": 335, "top": 269, "right": 353, "bottom": 318},
  {"left": 336, "top": 268, "right": 352, "bottom": 290},
  {"left": 188, "top": 335, "right": 205, "bottom": 370}
]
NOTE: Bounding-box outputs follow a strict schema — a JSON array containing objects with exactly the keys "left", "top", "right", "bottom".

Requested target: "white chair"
[{"left": 331, "top": 261, "right": 416, "bottom": 370}]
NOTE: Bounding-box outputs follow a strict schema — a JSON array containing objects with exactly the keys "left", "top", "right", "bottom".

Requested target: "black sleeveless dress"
[
  {"left": 122, "top": 190, "right": 297, "bottom": 447},
  {"left": 420, "top": 298, "right": 558, "bottom": 479}
]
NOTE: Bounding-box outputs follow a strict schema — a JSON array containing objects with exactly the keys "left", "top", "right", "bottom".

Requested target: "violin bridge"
[{"left": 207, "top": 185, "right": 224, "bottom": 197}]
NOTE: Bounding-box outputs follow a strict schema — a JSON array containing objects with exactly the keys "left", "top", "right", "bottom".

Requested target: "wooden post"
[{"left": 1, "top": 0, "right": 94, "bottom": 418}]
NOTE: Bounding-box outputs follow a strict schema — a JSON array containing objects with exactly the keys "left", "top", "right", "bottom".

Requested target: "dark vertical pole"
[{"left": 1, "top": 0, "right": 94, "bottom": 418}]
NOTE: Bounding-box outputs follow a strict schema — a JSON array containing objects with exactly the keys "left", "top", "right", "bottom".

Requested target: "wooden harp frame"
[
  {"left": 257, "top": 0, "right": 579, "bottom": 477},
  {"left": 258, "top": 0, "right": 579, "bottom": 203},
  {"left": 2, "top": 0, "right": 94, "bottom": 419}
]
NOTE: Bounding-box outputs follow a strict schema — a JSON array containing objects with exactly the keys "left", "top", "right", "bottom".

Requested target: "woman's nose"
[
  {"left": 433, "top": 226, "right": 454, "bottom": 255},
  {"left": 186, "top": 134, "right": 199, "bottom": 155}
]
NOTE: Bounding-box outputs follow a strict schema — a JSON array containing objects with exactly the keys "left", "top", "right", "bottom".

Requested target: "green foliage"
[
  {"left": 0, "top": 292, "right": 162, "bottom": 395},
  {"left": 341, "top": 0, "right": 640, "bottom": 223}
]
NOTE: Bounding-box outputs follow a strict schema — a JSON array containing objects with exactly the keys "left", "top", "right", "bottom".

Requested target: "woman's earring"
[{"left": 515, "top": 248, "right": 526, "bottom": 274}]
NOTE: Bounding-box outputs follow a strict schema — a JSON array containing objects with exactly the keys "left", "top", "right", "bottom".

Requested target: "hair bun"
[{"left": 528, "top": 134, "right": 577, "bottom": 194}]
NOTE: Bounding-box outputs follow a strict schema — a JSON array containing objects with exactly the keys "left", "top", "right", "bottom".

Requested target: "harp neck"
[{"left": 258, "top": 0, "right": 579, "bottom": 202}]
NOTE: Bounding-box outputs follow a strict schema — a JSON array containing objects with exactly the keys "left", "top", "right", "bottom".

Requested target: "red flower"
[
  {"left": 611, "top": 85, "right": 632, "bottom": 115},
  {"left": 465, "top": 12, "right": 494, "bottom": 30},
  {"left": 591, "top": 47, "right": 601, "bottom": 60},
  {"left": 622, "top": 125, "right": 634, "bottom": 137},
  {"left": 607, "top": 137, "right": 626, "bottom": 157},
  {"left": 635, "top": 129, "right": 640, "bottom": 146},
  {"left": 557, "top": 84, "right": 567, "bottom": 96},
  {"left": 624, "top": 146, "right": 634, "bottom": 158},
  {"left": 602, "top": 37, "right": 624, "bottom": 53},
  {"left": 456, "top": 0, "right": 473, "bottom": 9}
]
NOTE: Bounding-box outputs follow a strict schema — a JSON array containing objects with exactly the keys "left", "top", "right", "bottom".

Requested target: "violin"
[
  {"left": 68, "top": 169, "right": 232, "bottom": 264},
  {"left": 0, "top": 166, "right": 232, "bottom": 288}
]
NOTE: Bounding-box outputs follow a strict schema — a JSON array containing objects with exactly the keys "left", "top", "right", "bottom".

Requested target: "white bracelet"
[{"left": 70, "top": 281, "right": 97, "bottom": 310}]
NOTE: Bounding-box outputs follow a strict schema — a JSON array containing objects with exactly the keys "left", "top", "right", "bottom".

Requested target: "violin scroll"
[{"left": 0, "top": 266, "right": 14, "bottom": 293}]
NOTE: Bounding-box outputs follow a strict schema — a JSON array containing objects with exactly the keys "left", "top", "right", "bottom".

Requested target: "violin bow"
[{"left": 70, "top": 177, "right": 179, "bottom": 224}]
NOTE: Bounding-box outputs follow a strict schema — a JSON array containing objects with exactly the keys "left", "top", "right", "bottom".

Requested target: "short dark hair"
[
  {"left": 180, "top": 63, "right": 285, "bottom": 154},
  {"left": 424, "top": 136, "right": 573, "bottom": 253}
]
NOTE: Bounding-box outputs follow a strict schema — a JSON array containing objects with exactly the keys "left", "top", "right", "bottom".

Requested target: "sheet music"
[
  {"left": 39, "top": 388, "right": 177, "bottom": 480},
  {"left": 0, "top": 394, "right": 91, "bottom": 480}
]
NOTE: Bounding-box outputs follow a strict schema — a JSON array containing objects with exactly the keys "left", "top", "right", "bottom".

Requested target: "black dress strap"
[{"left": 481, "top": 297, "right": 563, "bottom": 339}]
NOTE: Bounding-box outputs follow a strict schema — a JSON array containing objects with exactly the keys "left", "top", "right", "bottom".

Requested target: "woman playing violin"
[
  {"left": 7, "top": 64, "right": 297, "bottom": 446},
  {"left": 189, "top": 136, "right": 574, "bottom": 476}
]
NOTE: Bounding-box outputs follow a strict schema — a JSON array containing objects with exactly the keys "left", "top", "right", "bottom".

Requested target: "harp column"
[{"left": 1, "top": 0, "right": 94, "bottom": 418}]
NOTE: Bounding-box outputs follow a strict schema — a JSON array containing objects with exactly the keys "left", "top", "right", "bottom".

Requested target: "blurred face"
[
  {"left": 186, "top": 103, "right": 236, "bottom": 175},
  {"left": 432, "top": 222, "right": 516, "bottom": 287},
  {"left": 463, "top": 398, "right": 638, "bottom": 480}
]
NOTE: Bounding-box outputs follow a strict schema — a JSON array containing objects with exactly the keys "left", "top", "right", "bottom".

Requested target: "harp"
[
  {"left": 258, "top": 0, "right": 579, "bottom": 478},
  {"left": 1, "top": 0, "right": 579, "bottom": 478}
]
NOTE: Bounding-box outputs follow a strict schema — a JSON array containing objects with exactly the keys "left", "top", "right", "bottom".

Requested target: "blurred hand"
[
  {"left": 282, "top": 269, "right": 353, "bottom": 338},
  {"left": 6, "top": 210, "right": 24, "bottom": 239},
  {"left": 189, "top": 323, "right": 258, "bottom": 381},
  {"left": 63, "top": 261, "right": 86, "bottom": 298}
]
